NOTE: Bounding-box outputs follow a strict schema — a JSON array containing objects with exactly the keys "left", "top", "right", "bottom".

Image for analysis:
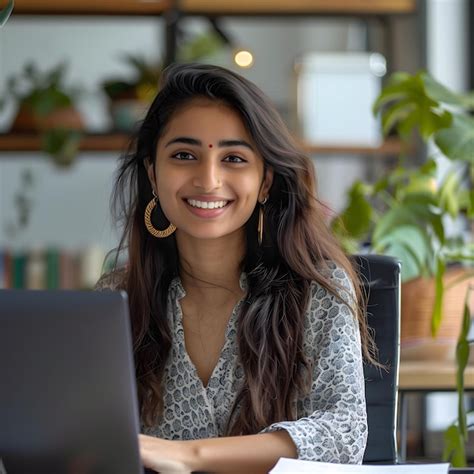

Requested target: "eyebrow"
[{"left": 165, "top": 136, "right": 254, "bottom": 151}]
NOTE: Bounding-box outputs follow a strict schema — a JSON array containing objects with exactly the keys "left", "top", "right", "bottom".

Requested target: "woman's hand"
[{"left": 139, "top": 434, "right": 197, "bottom": 474}]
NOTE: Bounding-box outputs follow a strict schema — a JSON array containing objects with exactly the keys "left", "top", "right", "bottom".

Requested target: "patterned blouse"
[{"left": 95, "top": 263, "right": 368, "bottom": 463}]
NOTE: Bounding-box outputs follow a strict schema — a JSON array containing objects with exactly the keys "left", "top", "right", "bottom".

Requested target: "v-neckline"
[
  {"left": 171, "top": 273, "right": 247, "bottom": 392},
  {"left": 177, "top": 298, "right": 242, "bottom": 390}
]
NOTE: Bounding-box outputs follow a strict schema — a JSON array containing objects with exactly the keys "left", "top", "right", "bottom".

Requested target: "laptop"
[{"left": 0, "top": 289, "right": 144, "bottom": 474}]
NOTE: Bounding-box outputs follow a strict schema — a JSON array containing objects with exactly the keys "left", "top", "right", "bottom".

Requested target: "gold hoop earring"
[
  {"left": 258, "top": 197, "right": 268, "bottom": 246},
  {"left": 144, "top": 192, "right": 176, "bottom": 238}
]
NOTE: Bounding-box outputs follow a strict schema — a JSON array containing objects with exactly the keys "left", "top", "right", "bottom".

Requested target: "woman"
[{"left": 97, "top": 63, "right": 375, "bottom": 473}]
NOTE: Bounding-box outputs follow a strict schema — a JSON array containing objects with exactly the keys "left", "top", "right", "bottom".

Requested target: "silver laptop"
[{"left": 0, "top": 289, "right": 143, "bottom": 474}]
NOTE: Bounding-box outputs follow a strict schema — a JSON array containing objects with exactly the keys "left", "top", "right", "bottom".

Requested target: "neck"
[{"left": 175, "top": 229, "right": 246, "bottom": 302}]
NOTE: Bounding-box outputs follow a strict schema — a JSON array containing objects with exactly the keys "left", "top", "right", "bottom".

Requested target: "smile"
[{"left": 186, "top": 199, "right": 229, "bottom": 209}]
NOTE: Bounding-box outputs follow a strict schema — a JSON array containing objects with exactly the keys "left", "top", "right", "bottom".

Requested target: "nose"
[{"left": 192, "top": 158, "right": 221, "bottom": 191}]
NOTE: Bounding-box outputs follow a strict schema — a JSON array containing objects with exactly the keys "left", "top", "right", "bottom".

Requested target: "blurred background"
[{"left": 0, "top": 0, "right": 473, "bottom": 466}]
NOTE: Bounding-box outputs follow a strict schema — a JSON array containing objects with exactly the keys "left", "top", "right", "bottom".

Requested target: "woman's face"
[{"left": 147, "top": 98, "right": 273, "bottom": 242}]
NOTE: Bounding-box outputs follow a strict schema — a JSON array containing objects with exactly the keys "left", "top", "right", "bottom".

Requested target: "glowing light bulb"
[{"left": 234, "top": 50, "right": 254, "bottom": 68}]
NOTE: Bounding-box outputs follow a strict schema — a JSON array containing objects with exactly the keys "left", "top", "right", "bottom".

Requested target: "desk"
[{"left": 398, "top": 361, "right": 474, "bottom": 461}]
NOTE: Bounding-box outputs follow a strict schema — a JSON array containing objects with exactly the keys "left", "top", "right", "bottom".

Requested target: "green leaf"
[
  {"left": 335, "top": 182, "right": 372, "bottom": 239},
  {"left": 42, "top": 129, "right": 81, "bottom": 167},
  {"left": 379, "top": 241, "right": 420, "bottom": 282},
  {"left": 431, "top": 257, "right": 446, "bottom": 337},
  {"left": 0, "top": 0, "right": 14, "bottom": 27},
  {"left": 372, "top": 206, "right": 415, "bottom": 243},
  {"left": 419, "top": 102, "right": 452, "bottom": 140},
  {"left": 423, "top": 72, "right": 474, "bottom": 109},
  {"left": 178, "top": 31, "right": 225, "bottom": 62},
  {"left": 372, "top": 78, "right": 414, "bottom": 115},
  {"left": 374, "top": 71, "right": 454, "bottom": 141},
  {"left": 376, "top": 224, "right": 430, "bottom": 270},
  {"left": 468, "top": 188, "right": 474, "bottom": 218},
  {"left": 439, "top": 171, "right": 461, "bottom": 218},
  {"left": 380, "top": 99, "right": 416, "bottom": 136},
  {"left": 434, "top": 113, "right": 474, "bottom": 163},
  {"left": 455, "top": 294, "right": 472, "bottom": 440},
  {"left": 443, "top": 424, "right": 466, "bottom": 467}
]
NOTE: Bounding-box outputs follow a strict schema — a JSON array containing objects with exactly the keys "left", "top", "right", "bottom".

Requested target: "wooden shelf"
[
  {"left": 12, "top": 0, "right": 416, "bottom": 16},
  {"left": 12, "top": 0, "right": 171, "bottom": 16},
  {"left": 301, "top": 137, "right": 407, "bottom": 156},
  {"left": 181, "top": 0, "right": 417, "bottom": 16},
  {"left": 0, "top": 133, "right": 406, "bottom": 156},
  {"left": 0, "top": 133, "right": 130, "bottom": 153},
  {"left": 399, "top": 361, "right": 474, "bottom": 391}
]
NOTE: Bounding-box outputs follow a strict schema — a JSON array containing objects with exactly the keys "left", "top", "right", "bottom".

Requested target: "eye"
[
  {"left": 223, "top": 155, "right": 247, "bottom": 163},
  {"left": 171, "top": 151, "right": 196, "bottom": 161}
]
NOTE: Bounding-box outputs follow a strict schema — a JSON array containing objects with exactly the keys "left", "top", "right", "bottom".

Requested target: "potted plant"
[
  {"left": 101, "top": 54, "right": 161, "bottom": 132},
  {"left": 102, "top": 30, "right": 225, "bottom": 131},
  {"left": 332, "top": 71, "right": 474, "bottom": 465},
  {"left": 0, "top": 61, "right": 84, "bottom": 167}
]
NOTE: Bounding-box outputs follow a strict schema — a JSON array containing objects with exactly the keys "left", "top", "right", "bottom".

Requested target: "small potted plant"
[
  {"left": 101, "top": 54, "right": 161, "bottom": 132},
  {"left": 102, "top": 30, "right": 225, "bottom": 131},
  {"left": 0, "top": 61, "right": 84, "bottom": 166},
  {"left": 332, "top": 71, "right": 474, "bottom": 465}
]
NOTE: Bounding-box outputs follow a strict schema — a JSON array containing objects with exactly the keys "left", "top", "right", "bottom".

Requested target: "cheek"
[{"left": 238, "top": 174, "right": 263, "bottom": 201}]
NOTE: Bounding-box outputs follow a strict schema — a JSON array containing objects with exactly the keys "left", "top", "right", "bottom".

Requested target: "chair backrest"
[{"left": 353, "top": 254, "right": 401, "bottom": 464}]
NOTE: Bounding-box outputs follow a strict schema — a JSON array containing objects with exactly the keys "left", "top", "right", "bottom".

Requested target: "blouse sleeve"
[
  {"left": 93, "top": 267, "right": 127, "bottom": 291},
  {"left": 260, "top": 264, "right": 367, "bottom": 464}
]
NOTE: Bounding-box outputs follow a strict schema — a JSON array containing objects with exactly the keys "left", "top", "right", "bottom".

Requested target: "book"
[{"left": 12, "top": 253, "right": 27, "bottom": 289}]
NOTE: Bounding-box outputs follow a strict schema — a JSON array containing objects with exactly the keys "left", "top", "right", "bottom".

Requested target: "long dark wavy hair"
[{"left": 110, "top": 62, "right": 376, "bottom": 435}]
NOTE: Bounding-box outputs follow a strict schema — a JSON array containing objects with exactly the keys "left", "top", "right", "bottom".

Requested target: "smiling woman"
[{"left": 96, "top": 63, "right": 377, "bottom": 473}]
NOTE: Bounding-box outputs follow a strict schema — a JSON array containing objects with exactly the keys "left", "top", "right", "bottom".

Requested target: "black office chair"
[{"left": 353, "top": 254, "right": 401, "bottom": 464}]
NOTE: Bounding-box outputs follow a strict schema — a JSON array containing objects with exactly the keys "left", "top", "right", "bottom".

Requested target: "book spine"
[
  {"left": 46, "top": 249, "right": 60, "bottom": 290},
  {"left": 25, "top": 249, "right": 46, "bottom": 289},
  {"left": 12, "top": 253, "right": 27, "bottom": 289}
]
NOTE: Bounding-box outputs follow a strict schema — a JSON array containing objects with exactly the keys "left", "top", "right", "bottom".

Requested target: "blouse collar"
[{"left": 169, "top": 272, "right": 248, "bottom": 301}]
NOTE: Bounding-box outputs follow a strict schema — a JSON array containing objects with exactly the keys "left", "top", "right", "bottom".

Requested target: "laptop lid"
[{"left": 0, "top": 289, "right": 142, "bottom": 474}]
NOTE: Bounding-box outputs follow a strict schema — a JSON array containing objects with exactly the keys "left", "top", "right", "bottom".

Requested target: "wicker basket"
[{"left": 401, "top": 267, "right": 473, "bottom": 361}]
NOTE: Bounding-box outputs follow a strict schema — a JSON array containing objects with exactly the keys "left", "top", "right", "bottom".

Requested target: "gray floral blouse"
[{"left": 96, "top": 264, "right": 368, "bottom": 464}]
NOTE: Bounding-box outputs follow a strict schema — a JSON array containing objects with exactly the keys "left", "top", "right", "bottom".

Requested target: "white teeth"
[{"left": 187, "top": 199, "right": 228, "bottom": 209}]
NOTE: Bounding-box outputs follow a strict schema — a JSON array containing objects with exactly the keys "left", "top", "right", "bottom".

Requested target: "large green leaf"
[
  {"left": 374, "top": 72, "right": 453, "bottom": 140},
  {"left": 375, "top": 224, "right": 430, "bottom": 271},
  {"left": 380, "top": 99, "right": 416, "bottom": 136},
  {"left": 372, "top": 198, "right": 439, "bottom": 244},
  {"left": 435, "top": 114, "right": 474, "bottom": 163},
  {"left": 0, "top": 0, "right": 13, "bottom": 27},
  {"left": 380, "top": 241, "right": 420, "bottom": 282}
]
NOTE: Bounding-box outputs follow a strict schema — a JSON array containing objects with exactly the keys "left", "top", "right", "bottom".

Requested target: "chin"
[{"left": 177, "top": 226, "right": 242, "bottom": 241}]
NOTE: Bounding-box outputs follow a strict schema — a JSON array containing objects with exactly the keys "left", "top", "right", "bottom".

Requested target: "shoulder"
[
  {"left": 310, "top": 261, "right": 356, "bottom": 306},
  {"left": 94, "top": 267, "right": 128, "bottom": 291},
  {"left": 305, "top": 261, "right": 357, "bottom": 332},
  {"left": 304, "top": 262, "right": 361, "bottom": 356}
]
